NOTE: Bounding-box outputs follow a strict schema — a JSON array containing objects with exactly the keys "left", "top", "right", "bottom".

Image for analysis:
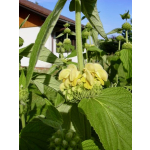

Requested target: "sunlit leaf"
[
  {"left": 56, "top": 33, "right": 65, "bottom": 38},
  {"left": 82, "top": 139, "right": 99, "bottom": 150},
  {"left": 106, "top": 28, "right": 123, "bottom": 35},
  {"left": 66, "top": 50, "right": 77, "bottom": 58},
  {"left": 19, "top": 14, "right": 30, "bottom": 29},
  {"left": 79, "top": 87, "right": 132, "bottom": 150},
  {"left": 120, "top": 49, "right": 132, "bottom": 79},
  {"left": 81, "top": 0, "right": 108, "bottom": 40}
]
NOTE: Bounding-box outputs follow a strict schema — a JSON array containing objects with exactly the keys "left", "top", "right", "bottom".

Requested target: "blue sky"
[{"left": 28, "top": 0, "right": 132, "bottom": 39}]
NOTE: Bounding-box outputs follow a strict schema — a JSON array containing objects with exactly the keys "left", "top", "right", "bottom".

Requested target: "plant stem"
[
  {"left": 118, "top": 40, "right": 121, "bottom": 50},
  {"left": 20, "top": 104, "right": 25, "bottom": 128},
  {"left": 86, "top": 39, "right": 89, "bottom": 63},
  {"left": 66, "top": 33, "right": 68, "bottom": 39},
  {"left": 75, "top": 0, "right": 84, "bottom": 71},
  {"left": 126, "top": 30, "right": 128, "bottom": 43}
]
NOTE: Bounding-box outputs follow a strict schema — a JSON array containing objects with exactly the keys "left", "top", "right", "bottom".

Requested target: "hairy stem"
[
  {"left": 126, "top": 30, "right": 128, "bottom": 43},
  {"left": 86, "top": 39, "right": 89, "bottom": 62},
  {"left": 20, "top": 104, "right": 25, "bottom": 128},
  {"left": 75, "top": 0, "right": 84, "bottom": 71},
  {"left": 118, "top": 40, "right": 121, "bottom": 50},
  {"left": 66, "top": 33, "right": 68, "bottom": 39}
]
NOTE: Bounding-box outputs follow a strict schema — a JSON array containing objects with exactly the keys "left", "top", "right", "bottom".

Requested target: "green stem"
[
  {"left": 86, "top": 49, "right": 88, "bottom": 63},
  {"left": 86, "top": 39, "right": 89, "bottom": 63},
  {"left": 118, "top": 40, "right": 121, "bottom": 50},
  {"left": 20, "top": 104, "right": 25, "bottom": 128},
  {"left": 66, "top": 33, "right": 68, "bottom": 39},
  {"left": 75, "top": 0, "right": 84, "bottom": 71},
  {"left": 126, "top": 30, "right": 128, "bottom": 43}
]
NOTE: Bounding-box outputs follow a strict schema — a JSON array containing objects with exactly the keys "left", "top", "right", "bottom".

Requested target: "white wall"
[
  {"left": 19, "top": 27, "right": 78, "bottom": 68},
  {"left": 19, "top": 27, "right": 52, "bottom": 68}
]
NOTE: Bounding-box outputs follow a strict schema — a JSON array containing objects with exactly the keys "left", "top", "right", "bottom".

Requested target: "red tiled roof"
[{"left": 19, "top": 0, "right": 84, "bottom": 27}]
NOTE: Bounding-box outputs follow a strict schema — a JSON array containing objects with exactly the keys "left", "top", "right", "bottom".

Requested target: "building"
[{"left": 19, "top": 0, "right": 84, "bottom": 68}]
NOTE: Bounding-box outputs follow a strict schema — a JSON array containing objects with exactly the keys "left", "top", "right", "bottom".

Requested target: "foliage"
[{"left": 19, "top": 1, "right": 132, "bottom": 150}]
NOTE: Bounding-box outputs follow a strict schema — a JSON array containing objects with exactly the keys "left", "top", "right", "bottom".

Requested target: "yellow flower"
[
  {"left": 84, "top": 63, "right": 108, "bottom": 83},
  {"left": 80, "top": 71, "right": 94, "bottom": 89},
  {"left": 85, "top": 63, "right": 95, "bottom": 72},
  {"left": 59, "top": 83, "right": 66, "bottom": 91},
  {"left": 85, "top": 70, "right": 94, "bottom": 86},
  {"left": 84, "top": 81, "right": 93, "bottom": 89},
  {"left": 64, "top": 78, "right": 71, "bottom": 88},
  {"left": 67, "top": 64, "right": 77, "bottom": 70},
  {"left": 59, "top": 69, "right": 71, "bottom": 80},
  {"left": 95, "top": 69, "right": 108, "bottom": 81},
  {"left": 70, "top": 67, "right": 78, "bottom": 81},
  {"left": 93, "top": 63, "right": 103, "bottom": 71}
]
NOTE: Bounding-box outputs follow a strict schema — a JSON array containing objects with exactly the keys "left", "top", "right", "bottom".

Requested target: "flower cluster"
[
  {"left": 59, "top": 63, "right": 108, "bottom": 102},
  {"left": 49, "top": 129, "right": 81, "bottom": 150}
]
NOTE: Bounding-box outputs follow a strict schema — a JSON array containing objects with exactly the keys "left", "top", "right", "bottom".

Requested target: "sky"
[{"left": 28, "top": 0, "right": 132, "bottom": 39}]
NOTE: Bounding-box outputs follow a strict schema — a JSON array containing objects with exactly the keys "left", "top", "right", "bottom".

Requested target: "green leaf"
[
  {"left": 69, "top": 0, "right": 75, "bottom": 11},
  {"left": 19, "top": 119, "right": 54, "bottom": 150},
  {"left": 19, "top": 43, "right": 34, "bottom": 55},
  {"left": 87, "top": 46, "right": 106, "bottom": 56},
  {"left": 70, "top": 31, "right": 76, "bottom": 36},
  {"left": 107, "top": 55, "right": 121, "bottom": 82},
  {"left": 54, "top": 93, "right": 65, "bottom": 107},
  {"left": 43, "top": 85, "right": 64, "bottom": 107},
  {"left": 106, "top": 28, "right": 123, "bottom": 35},
  {"left": 47, "top": 64, "right": 57, "bottom": 75},
  {"left": 32, "top": 74, "right": 60, "bottom": 91},
  {"left": 71, "top": 104, "right": 91, "bottom": 140},
  {"left": 81, "top": 0, "right": 107, "bottom": 40},
  {"left": 33, "top": 80, "right": 44, "bottom": 94},
  {"left": 90, "top": 28, "right": 98, "bottom": 46},
  {"left": 120, "top": 49, "right": 132, "bottom": 79},
  {"left": 57, "top": 103, "right": 72, "bottom": 130},
  {"left": 27, "top": 93, "right": 47, "bottom": 123},
  {"left": 26, "top": 0, "right": 67, "bottom": 88},
  {"left": 120, "top": 10, "right": 130, "bottom": 20},
  {"left": 56, "top": 32, "right": 65, "bottom": 38},
  {"left": 20, "top": 44, "right": 63, "bottom": 65},
  {"left": 78, "top": 87, "right": 132, "bottom": 150},
  {"left": 66, "top": 50, "right": 77, "bottom": 58},
  {"left": 82, "top": 140, "right": 99, "bottom": 150},
  {"left": 38, "top": 104, "right": 63, "bottom": 128},
  {"left": 19, "top": 15, "right": 30, "bottom": 29},
  {"left": 81, "top": 15, "right": 86, "bottom": 20},
  {"left": 19, "top": 37, "right": 24, "bottom": 47},
  {"left": 19, "top": 70, "right": 26, "bottom": 88}
]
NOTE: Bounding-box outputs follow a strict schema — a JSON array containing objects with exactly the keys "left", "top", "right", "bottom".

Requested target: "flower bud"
[
  {"left": 73, "top": 135, "right": 80, "bottom": 143},
  {"left": 64, "top": 28, "right": 71, "bottom": 34},
  {"left": 63, "top": 38, "right": 71, "bottom": 44},
  {"left": 116, "top": 35, "right": 124, "bottom": 41},
  {"left": 67, "top": 147, "right": 74, "bottom": 150},
  {"left": 122, "top": 42, "right": 132, "bottom": 49},
  {"left": 49, "top": 142, "right": 55, "bottom": 148},
  {"left": 122, "top": 22, "right": 131, "bottom": 30},
  {"left": 54, "top": 138, "right": 62, "bottom": 145},
  {"left": 70, "top": 140, "right": 76, "bottom": 147},
  {"left": 62, "top": 140, "right": 68, "bottom": 148},
  {"left": 55, "top": 147, "right": 61, "bottom": 150},
  {"left": 65, "top": 132, "right": 73, "bottom": 141}
]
